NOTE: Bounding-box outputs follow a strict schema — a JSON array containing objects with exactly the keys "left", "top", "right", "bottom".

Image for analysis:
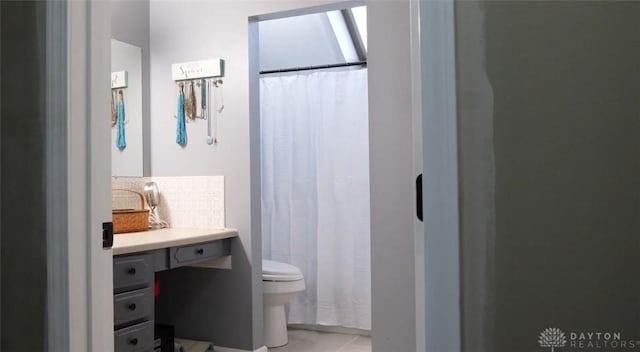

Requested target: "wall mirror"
[{"left": 111, "top": 39, "right": 143, "bottom": 176}]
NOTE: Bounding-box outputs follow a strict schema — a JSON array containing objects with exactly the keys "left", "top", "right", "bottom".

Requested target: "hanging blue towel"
[
  {"left": 116, "top": 98, "right": 126, "bottom": 150},
  {"left": 176, "top": 89, "right": 187, "bottom": 146}
]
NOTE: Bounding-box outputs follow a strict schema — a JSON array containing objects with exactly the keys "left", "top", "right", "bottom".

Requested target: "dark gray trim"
[
  {"left": 259, "top": 61, "right": 366, "bottom": 75},
  {"left": 46, "top": 0, "right": 69, "bottom": 350},
  {"left": 1, "top": 2, "right": 48, "bottom": 350},
  {"left": 0, "top": 1, "right": 3, "bottom": 343},
  {"left": 341, "top": 8, "right": 367, "bottom": 61}
]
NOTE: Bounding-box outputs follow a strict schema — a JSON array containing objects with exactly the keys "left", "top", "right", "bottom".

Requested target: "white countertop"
[{"left": 112, "top": 227, "right": 238, "bottom": 255}]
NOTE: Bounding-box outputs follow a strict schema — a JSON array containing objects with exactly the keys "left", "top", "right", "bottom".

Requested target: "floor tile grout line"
[{"left": 335, "top": 335, "right": 360, "bottom": 352}]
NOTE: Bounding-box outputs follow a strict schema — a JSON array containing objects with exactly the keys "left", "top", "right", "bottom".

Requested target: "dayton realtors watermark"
[
  {"left": 569, "top": 331, "right": 637, "bottom": 349},
  {"left": 539, "top": 328, "right": 640, "bottom": 351}
]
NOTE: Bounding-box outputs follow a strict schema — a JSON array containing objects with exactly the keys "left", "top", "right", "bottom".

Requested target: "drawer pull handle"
[
  {"left": 128, "top": 337, "right": 138, "bottom": 346},
  {"left": 127, "top": 267, "right": 137, "bottom": 275},
  {"left": 196, "top": 248, "right": 204, "bottom": 255},
  {"left": 128, "top": 303, "right": 137, "bottom": 311}
]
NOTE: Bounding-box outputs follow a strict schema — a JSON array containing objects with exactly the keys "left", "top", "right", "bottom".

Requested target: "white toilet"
[{"left": 262, "top": 260, "right": 305, "bottom": 348}]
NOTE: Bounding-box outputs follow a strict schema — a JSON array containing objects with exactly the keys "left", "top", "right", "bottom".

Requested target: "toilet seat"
[{"left": 262, "top": 260, "right": 304, "bottom": 281}]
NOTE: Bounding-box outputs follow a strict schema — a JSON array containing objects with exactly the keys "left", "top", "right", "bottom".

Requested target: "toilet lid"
[{"left": 262, "top": 260, "right": 304, "bottom": 281}]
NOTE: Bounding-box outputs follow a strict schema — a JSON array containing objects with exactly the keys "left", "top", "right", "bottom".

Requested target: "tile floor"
[{"left": 269, "top": 329, "right": 371, "bottom": 352}]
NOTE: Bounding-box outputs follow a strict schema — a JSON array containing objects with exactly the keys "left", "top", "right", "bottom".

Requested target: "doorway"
[{"left": 250, "top": 4, "right": 371, "bottom": 351}]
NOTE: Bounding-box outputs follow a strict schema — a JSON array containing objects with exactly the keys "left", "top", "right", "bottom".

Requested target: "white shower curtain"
[{"left": 260, "top": 69, "right": 371, "bottom": 330}]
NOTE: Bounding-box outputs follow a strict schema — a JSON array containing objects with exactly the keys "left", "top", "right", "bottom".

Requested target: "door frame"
[
  {"left": 43, "top": 0, "right": 462, "bottom": 350},
  {"left": 46, "top": 0, "right": 113, "bottom": 350},
  {"left": 413, "top": 0, "right": 462, "bottom": 351},
  {"left": 409, "top": 1, "right": 425, "bottom": 350}
]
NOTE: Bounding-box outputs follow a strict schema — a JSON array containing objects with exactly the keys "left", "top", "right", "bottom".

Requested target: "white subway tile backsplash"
[{"left": 112, "top": 176, "right": 225, "bottom": 228}]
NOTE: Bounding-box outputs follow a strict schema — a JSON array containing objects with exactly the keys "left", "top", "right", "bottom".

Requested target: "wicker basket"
[{"left": 112, "top": 189, "right": 149, "bottom": 234}]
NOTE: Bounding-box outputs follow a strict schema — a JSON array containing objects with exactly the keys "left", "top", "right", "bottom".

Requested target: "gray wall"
[
  {"left": 367, "top": 1, "right": 416, "bottom": 351},
  {"left": 111, "top": 0, "right": 151, "bottom": 176},
  {"left": 456, "top": 2, "right": 640, "bottom": 351},
  {"left": 455, "top": 2, "right": 496, "bottom": 351},
  {"left": 1, "top": 2, "right": 47, "bottom": 351}
]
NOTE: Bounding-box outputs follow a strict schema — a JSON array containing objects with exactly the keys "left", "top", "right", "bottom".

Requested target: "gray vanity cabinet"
[
  {"left": 170, "top": 240, "right": 230, "bottom": 268},
  {"left": 114, "top": 287, "right": 154, "bottom": 327},
  {"left": 112, "top": 236, "right": 233, "bottom": 352},
  {"left": 113, "top": 253, "right": 155, "bottom": 352}
]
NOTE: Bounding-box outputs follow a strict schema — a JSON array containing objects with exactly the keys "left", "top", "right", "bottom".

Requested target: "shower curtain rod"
[{"left": 259, "top": 61, "right": 367, "bottom": 75}]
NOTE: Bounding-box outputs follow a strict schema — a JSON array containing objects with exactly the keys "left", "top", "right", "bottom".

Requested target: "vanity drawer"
[
  {"left": 114, "top": 254, "right": 153, "bottom": 293},
  {"left": 169, "top": 239, "right": 230, "bottom": 268},
  {"left": 115, "top": 321, "right": 153, "bottom": 352},
  {"left": 114, "top": 287, "right": 153, "bottom": 328}
]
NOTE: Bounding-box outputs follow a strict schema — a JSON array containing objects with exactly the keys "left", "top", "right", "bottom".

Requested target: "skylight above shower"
[
  {"left": 258, "top": 6, "right": 367, "bottom": 73},
  {"left": 351, "top": 6, "right": 367, "bottom": 50}
]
